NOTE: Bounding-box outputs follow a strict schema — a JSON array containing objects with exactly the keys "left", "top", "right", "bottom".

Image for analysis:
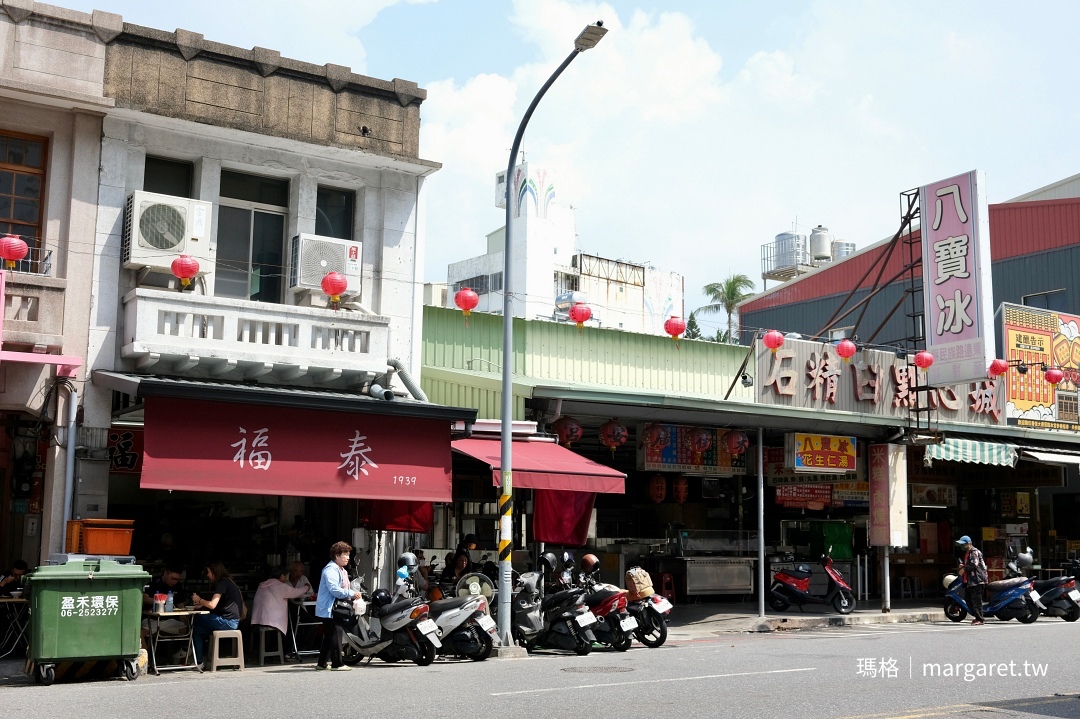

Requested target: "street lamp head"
[{"left": 575, "top": 21, "right": 608, "bottom": 51}]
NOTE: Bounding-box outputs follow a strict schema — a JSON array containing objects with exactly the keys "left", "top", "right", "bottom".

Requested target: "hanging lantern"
[
  {"left": 762, "top": 330, "right": 785, "bottom": 353},
  {"left": 598, "top": 419, "right": 628, "bottom": 456},
  {"left": 988, "top": 358, "right": 1009, "bottom": 378},
  {"left": 672, "top": 476, "right": 689, "bottom": 504},
  {"left": 664, "top": 316, "right": 687, "bottom": 349},
  {"left": 321, "top": 271, "right": 349, "bottom": 309},
  {"left": 1045, "top": 367, "right": 1065, "bottom": 385},
  {"left": 170, "top": 254, "right": 200, "bottom": 288},
  {"left": 687, "top": 427, "right": 712, "bottom": 464},
  {"left": 649, "top": 474, "right": 667, "bottom": 503},
  {"left": 0, "top": 234, "right": 28, "bottom": 269},
  {"left": 454, "top": 287, "right": 479, "bottom": 325},
  {"left": 642, "top": 423, "right": 670, "bottom": 451},
  {"left": 552, "top": 416, "right": 583, "bottom": 447},
  {"left": 723, "top": 429, "right": 750, "bottom": 456},
  {"left": 568, "top": 302, "right": 592, "bottom": 330},
  {"left": 836, "top": 338, "right": 857, "bottom": 362},
  {"left": 913, "top": 350, "right": 934, "bottom": 370}
]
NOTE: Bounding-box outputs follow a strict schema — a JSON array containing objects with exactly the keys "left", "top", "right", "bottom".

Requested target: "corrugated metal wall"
[
  {"left": 989, "top": 199, "right": 1080, "bottom": 260},
  {"left": 992, "top": 246, "right": 1080, "bottom": 315}
]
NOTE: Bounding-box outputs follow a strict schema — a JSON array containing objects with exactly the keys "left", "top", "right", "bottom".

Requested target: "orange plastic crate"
[
  {"left": 65, "top": 520, "right": 83, "bottom": 553},
  {"left": 82, "top": 527, "right": 134, "bottom": 555}
]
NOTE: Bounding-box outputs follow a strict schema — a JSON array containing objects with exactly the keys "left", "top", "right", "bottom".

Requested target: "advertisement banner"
[
  {"left": 764, "top": 447, "right": 866, "bottom": 485},
  {"left": 776, "top": 484, "right": 832, "bottom": 510},
  {"left": 919, "top": 169, "right": 995, "bottom": 385},
  {"left": 637, "top": 423, "right": 747, "bottom": 475},
  {"left": 910, "top": 483, "right": 957, "bottom": 507},
  {"left": 869, "top": 444, "right": 908, "bottom": 547},
  {"left": 831, "top": 482, "right": 870, "bottom": 508},
  {"left": 1002, "top": 302, "right": 1080, "bottom": 432},
  {"left": 784, "top": 433, "right": 857, "bottom": 474}
]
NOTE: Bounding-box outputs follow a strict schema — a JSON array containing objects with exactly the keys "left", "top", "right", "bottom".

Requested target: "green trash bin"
[{"left": 26, "top": 558, "right": 150, "bottom": 685}]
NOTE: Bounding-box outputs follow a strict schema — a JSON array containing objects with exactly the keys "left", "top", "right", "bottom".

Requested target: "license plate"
[
  {"left": 1070, "top": 589, "right": 1080, "bottom": 602},
  {"left": 1029, "top": 589, "right": 1041, "bottom": 604},
  {"left": 476, "top": 614, "right": 498, "bottom": 635},
  {"left": 417, "top": 619, "right": 438, "bottom": 635},
  {"left": 575, "top": 612, "right": 597, "bottom": 628},
  {"left": 619, "top": 616, "right": 638, "bottom": 632},
  {"left": 654, "top": 598, "right": 673, "bottom": 613}
]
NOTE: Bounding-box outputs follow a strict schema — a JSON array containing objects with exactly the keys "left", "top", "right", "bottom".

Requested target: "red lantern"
[
  {"left": 1045, "top": 367, "right": 1065, "bottom": 385},
  {"left": 913, "top": 350, "right": 934, "bottom": 370},
  {"left": 599, "top": 419, "right": 628, "bottom": 456},
  {"left": 673, "top": 476, "right": 689, "bottom": 504},
  {"left": 454, "top": 287, "right": 479, "bottom": 326},
  {"left": 664, "top": 316, "right": 687, "bottom": 350},
  {"left": 836, "top": 338, "right": 856, "bottom": 361},
  {"left": 321, "top": 271, "right": 349, "bottom": 308},
  {"left": 988, "top": 358, "right": 1009, "bottom": 378},
  {"left": 170, "top": 254, "right": 200, "bottom": 288},
  {"left": 568, "top": 303, "right": 592, "bottom": 330},
  {"left": 649, "top": 474, "right": 667, "bottom": 503},
  {"left": 762, "top": 330, "right": 785, "bottom": 353},
  {"left": 552, "top": 416, "right": 583, "bottom": 447},
  {"left": 723, "top": 430, "right": 749, "bottom": 456},
  {"left": 642, "top": 424, "right": 670, "bottom": 451},
  {"left": 0, "top": 234, "right": 28, "bottom": 269}
]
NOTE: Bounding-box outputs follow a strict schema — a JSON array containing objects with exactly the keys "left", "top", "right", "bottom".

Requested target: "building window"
[
  {"left": 1059, "top": 392, "right": 1079, "bottom": 423},
  {"left": 0, "top": 130, "right": 47, "bottom": 254},
  {"left": 315, "top": 186, "right": 354, "bottom": 240},
  {"left": 1023, "top": 289, "right": 1066, "bottom": 312},
  {"left": 453, "top": 275, "right": 489, "bottom": 295},
  {"left": 216, "top": 170, "right": 290, "bottom": 303},
  {"left": 144, "top": 156, "right": 193, "bottom": 198},
  {"left": 489, "top": 272, "right": 503, "bottom": 293},
  {"left": 829, "top": 327, "right": 852, "bottom": 341},
  {"left": 554, "top": 271, "right": 579, "bottom": 295}
]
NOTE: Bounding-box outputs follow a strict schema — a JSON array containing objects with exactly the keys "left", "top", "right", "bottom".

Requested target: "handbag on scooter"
[{"left": 331, "top": 597, "right": 354, "bottom": 621}]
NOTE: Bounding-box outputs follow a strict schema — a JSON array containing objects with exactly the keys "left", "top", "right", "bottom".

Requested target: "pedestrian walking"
[
  {"left": 956, "top": 535, "right": 988, "bottom": 625},
  {"left": 315, "top": 541, "right": 360, "bottom": 671}
]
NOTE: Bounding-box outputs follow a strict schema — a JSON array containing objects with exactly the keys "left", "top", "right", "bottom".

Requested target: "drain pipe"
[
  {"left": 63, "top": 385, "right": 78, "bottom": 527},
  {"left": 387, "top": 358, "right": 428, "bottom": 402}
]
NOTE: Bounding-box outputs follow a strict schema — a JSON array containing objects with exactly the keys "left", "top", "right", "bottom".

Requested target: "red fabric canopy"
[{"left": 451, "top": 437, "right": 625, "bottom": 493}]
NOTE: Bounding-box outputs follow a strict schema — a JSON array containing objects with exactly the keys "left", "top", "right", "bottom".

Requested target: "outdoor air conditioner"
[
  {"left": 288, "top": 233, "right": 363, "bottom": 298},
  {"left": 122, "top": 191, "right": 214, "bottom": 270}
]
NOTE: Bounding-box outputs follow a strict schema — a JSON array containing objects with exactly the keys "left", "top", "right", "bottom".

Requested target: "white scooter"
[{"left": 341, "top": 575, "right": 442, "bottom": 666}]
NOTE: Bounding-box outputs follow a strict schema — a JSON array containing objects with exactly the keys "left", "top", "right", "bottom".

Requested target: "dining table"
[
  {"left": 143, "top": 607, "right": 208, "bottom": 675},
  {"left": 0, "top": 597, "right": 29, "bottom": 660}
]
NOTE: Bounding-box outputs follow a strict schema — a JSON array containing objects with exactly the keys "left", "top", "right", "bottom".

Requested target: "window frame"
[
  {"left": 1022, "top": 289, "right": 1067, "bottom": 312},
  {"left": 215, "top": 195, "right": 289, "bottom": 304},
  {"left": 0, "top": 128, "right": 49, "bottom": 252},
  {"left": 315, "top": 185, "right": 355, "bottom": 241},
  {"left": 143, "top": 155, "right": 194, "bottom": 199}
]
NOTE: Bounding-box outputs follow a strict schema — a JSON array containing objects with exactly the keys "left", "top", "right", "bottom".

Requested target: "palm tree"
[{"left": 697, "top": 274, "right": 756, "bottom": 344}]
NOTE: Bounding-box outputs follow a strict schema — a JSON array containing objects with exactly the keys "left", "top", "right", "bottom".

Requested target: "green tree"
[
  {"left": 684, "top": 312, "right": 702, "bottom": 340},
  {"left": 697, "top": 274, "right": 756, "bottom": 344}
]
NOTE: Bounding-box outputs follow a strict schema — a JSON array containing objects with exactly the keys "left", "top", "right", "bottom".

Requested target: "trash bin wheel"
[
  {"left": 34, "top": 664, "right": 55, "bottom": 686},
  {"left": 121, "top": 658, "right": 138, "bottom": 681}
]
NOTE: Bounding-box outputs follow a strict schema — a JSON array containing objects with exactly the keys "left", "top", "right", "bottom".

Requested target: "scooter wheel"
[
  {"left": 768, "top": 594, "right": 790, "bottom": 612},
  {"left": 634, "top": 612, "right": 668, "bottom": 648},
  {"left": 944, "top": 598, "right": 967, "bottom": 622},
  {"left": 832, "top": 590, "right": 855, "bottom": 615},
  {"left": 612, "top": 628, "right": 632, "bottom": 652},
  {"left": 413, "top": 638, "right": 437, "bottom": 666},
  {"left": 1017, "top": 597, "right": 1039, "bottom": 624},
  {"left": 1065, "top": 606, "right": 1080, "bottom": 622},
  {"left": 342, "top": 643, "right": 364, "bottom": 666},
  {"left": 573, "top": 640, "right": 592, "bottom": 656},
  {"left": 467, "top": 630, "right": 494, "bottom": 661}
]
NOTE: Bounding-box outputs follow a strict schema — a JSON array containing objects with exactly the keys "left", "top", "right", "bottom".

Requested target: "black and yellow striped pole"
[{"left": 497, "top": 21, "right": 607, "bottom": 646}]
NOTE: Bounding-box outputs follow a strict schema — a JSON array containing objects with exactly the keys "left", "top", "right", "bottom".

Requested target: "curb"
[{"left": 674, "top": 609, "right": 947, "bottom": 635}]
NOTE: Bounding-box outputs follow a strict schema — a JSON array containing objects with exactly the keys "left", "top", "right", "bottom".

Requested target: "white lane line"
[{"left": 489, "top": 666, "right": 816, "bottom": 696}]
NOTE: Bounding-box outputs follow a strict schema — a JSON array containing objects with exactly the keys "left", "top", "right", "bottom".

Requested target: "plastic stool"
[
  {"left": 911, "top": 577, "right": 924, "bottom": 599},
  {"left": 899, "top": 577, "right": 913, "bottom": 600},
  {"left": 207, "top": 629, "right": 245, "bottom": 672},
  {"left": 254, "top": 625, "right": 285, "bottom": 666},
  {"left": 659, "top": 573, "right": 676, "bottom": 604}
]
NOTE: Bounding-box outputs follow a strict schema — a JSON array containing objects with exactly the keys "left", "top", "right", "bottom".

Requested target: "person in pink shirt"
[{"left": 250, "top": 566, "right": 310, "bottom": 637}]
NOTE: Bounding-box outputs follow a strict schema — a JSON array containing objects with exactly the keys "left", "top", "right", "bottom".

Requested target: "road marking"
[{"left": 489, "top": 666, "right": 816, "bottom": 696}]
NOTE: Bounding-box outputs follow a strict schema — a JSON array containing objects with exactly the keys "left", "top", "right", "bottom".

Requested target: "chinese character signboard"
[
  {"left": 832, "top": 482, "right": 870, "bottom": 508},
  {"left": 784, "top": 433, "right": 857, "bottom": 474},
  {"left": 919, "top": 170, "right": 994, "bottom": 385},
  {"left": 776, "top": 483, "right": 832, "bottom": 509},
  {"left": 107, "top": 429, "right": 143, "bottom": 474},
  {"left": 910, "top": 483, "right": 956, "bottom": 507},
  {"left": 637, "top": 423, "right": 747, "bottom": 475},
  {"left": 764, "top": 446, "right": 866, "bottom": 485},
  {"left": 141, "top": 396, "right": 453, "bottom": 502},
  {"left": 1002, "top": 302, "right": 1080, "bottom": 432},
  {"left": 869, "top": 444, "right": 907, "bottom": 547}
]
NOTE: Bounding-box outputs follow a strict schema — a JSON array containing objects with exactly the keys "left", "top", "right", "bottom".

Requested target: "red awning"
[
  {"left": 142, "top": 396, "right": 453, "bottom": 501},
  {"left": 451, "top": 437, "right": 625, "bottom": 493}
]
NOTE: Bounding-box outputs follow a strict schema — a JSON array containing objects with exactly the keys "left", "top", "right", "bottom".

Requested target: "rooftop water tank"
[
  {"left": 772, "top": 231, "right": 808, "bottom": 268},
  {"left": 810, "top": 225, "right": 833, "bottom": 261},
  {"left": 555, "top": 290, "right": 587, "bottom": 310},
  {"left": 831, "top": 240, "right": 856, "bottom": 261}
]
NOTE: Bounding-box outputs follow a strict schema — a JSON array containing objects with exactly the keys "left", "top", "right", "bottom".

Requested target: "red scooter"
[{"left": 769, "top": 546, "right": 855, "bottom": 615}]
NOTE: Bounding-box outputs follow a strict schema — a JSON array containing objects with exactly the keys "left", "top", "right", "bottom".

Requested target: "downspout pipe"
[
  {"left": 387, "top": 358, "right": 428, "bottom": 402},
  {"left": 63, "top": 386, "right": 78, "bottom": 528}
]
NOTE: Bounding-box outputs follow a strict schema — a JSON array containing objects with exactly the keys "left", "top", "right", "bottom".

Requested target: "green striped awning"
[{"left": 923, "top": 438, "right": 1018, "bottom": 467}]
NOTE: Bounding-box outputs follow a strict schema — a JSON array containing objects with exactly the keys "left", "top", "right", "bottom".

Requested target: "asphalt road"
[{"left": 5, "top": 620, "right": 1080, "bottom": 719}]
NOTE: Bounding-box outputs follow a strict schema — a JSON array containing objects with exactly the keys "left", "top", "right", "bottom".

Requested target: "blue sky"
[{"left": 60, "top": 0, "right": 1080, "bottom": 336}]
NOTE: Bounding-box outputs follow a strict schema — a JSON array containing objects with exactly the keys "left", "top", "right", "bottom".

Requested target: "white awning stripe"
[
  {"left": 924, "top": 438, "right": 1018, "bottom": 467},
  {"left": 1021, "top": 450, "right": 1080, "bottom": 467}
]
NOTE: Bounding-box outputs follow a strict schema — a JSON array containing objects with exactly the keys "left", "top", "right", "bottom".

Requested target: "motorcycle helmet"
[
  {"left": 581, "top": 554, "right": 600, "bottom": 574},
  {"left": 397, "top": 551, "right": 419, "bottom": 576},
  {"left": 1016, "top": 552, "right": 1033, "bottom": 570},
  {"left": 371, "top": 588, "right": 393, "bottom": 607},
  {"left": 539, "top": 552, "right": 559, "bottom": 573}
]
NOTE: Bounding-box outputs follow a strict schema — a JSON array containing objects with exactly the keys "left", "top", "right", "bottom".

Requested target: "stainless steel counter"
[{"left": 678, "top": 556, "right": 757, "bottom": 595}]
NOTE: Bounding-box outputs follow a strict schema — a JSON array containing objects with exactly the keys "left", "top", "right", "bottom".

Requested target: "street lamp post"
[{"left": 497, "top": 21, "right": 608, "bottom": 646}]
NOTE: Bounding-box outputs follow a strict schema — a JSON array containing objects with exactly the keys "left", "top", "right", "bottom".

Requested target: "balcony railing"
[
  {"left": 121, "top": 288, "right": 392, "bottom": 387},
  {"left": 2, "top": 273, "right": 66, "bottom": 348}
]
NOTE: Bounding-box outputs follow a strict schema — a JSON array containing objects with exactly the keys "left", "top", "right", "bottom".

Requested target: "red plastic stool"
[{"left": 659, "top": 573, "right": 676, "bottom": 604}]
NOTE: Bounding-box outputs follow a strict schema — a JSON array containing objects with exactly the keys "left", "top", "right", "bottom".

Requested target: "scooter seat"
[
  {"left": 429, "top": 596, "right": 475, "bottom": 613},
  {"left": 986, "top": 577, "right": 1029, "bottom": 593},
  {"left": 583, "top": 588, "right": 624, "bottom": 608},
  {"left": 1034, "top": 577, "right": 1071, "bottom": 593},
  {"left": 541, "top": 588, "right": 580, "bottom": 612},
  {"left": 379, "top": 598, "right": 420, "bottom": 617},
  {"left": 778, "top": 567, "right": 812, "bottom": 579}
]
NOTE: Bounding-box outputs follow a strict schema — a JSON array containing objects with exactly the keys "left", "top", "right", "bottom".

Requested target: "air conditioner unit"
[
  {"left": 122, "top": 191, "right": 214, "bottom": 270},
  {"left": 288, "top": 233, "right": 362, "bottom": 298}
]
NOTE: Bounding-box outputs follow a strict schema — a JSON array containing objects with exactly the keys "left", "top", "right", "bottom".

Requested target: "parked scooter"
[
  {"left": 395, "top": 552, "right": 499, "bottom": 660},
  {"left": 511, "top": 552, "right": 598, "bottom": 655},
  {"left": 568, "top": 554, "right": 636, "bottom": 651},
  {"left": 1004, "top": 547, "right": 1080, "bottom": 622},
  {"left": 341, "top": 575, "right": 442, "bottom": 666},
  {"left": 623, "top": 566, "right": 672, "bottom": 648},
  {"left": 942, "top": 568, "right": 1040, "bottom": 623},
  {"left": 769, "top": 546, "right": 855, "bottom": 614}
]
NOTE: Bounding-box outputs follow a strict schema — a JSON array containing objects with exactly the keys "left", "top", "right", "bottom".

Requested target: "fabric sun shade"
[
  {"left": 451, "top": 437, "right": 625, "bottom": 493},
  {"left": 1021, "top": 450, "right": 1080, "bottom": 467},
  {"left": 141, "top": 396, "right": 453, "bottom": 501},
  {"left": 923, "top": 437, "right": 1018, "bottom": 468}
]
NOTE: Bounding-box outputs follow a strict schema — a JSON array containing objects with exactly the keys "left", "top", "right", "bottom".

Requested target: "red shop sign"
[{"left": 141, "top": 396, "right": 452, "bottom": 502}]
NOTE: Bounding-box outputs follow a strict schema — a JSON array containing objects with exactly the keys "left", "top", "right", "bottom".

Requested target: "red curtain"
[
  {"left": 365, "top": 500, "right": 434, "bottom": 532},
  {"left": 533, "top": 489, "right": 596, "bottom": 546}
]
